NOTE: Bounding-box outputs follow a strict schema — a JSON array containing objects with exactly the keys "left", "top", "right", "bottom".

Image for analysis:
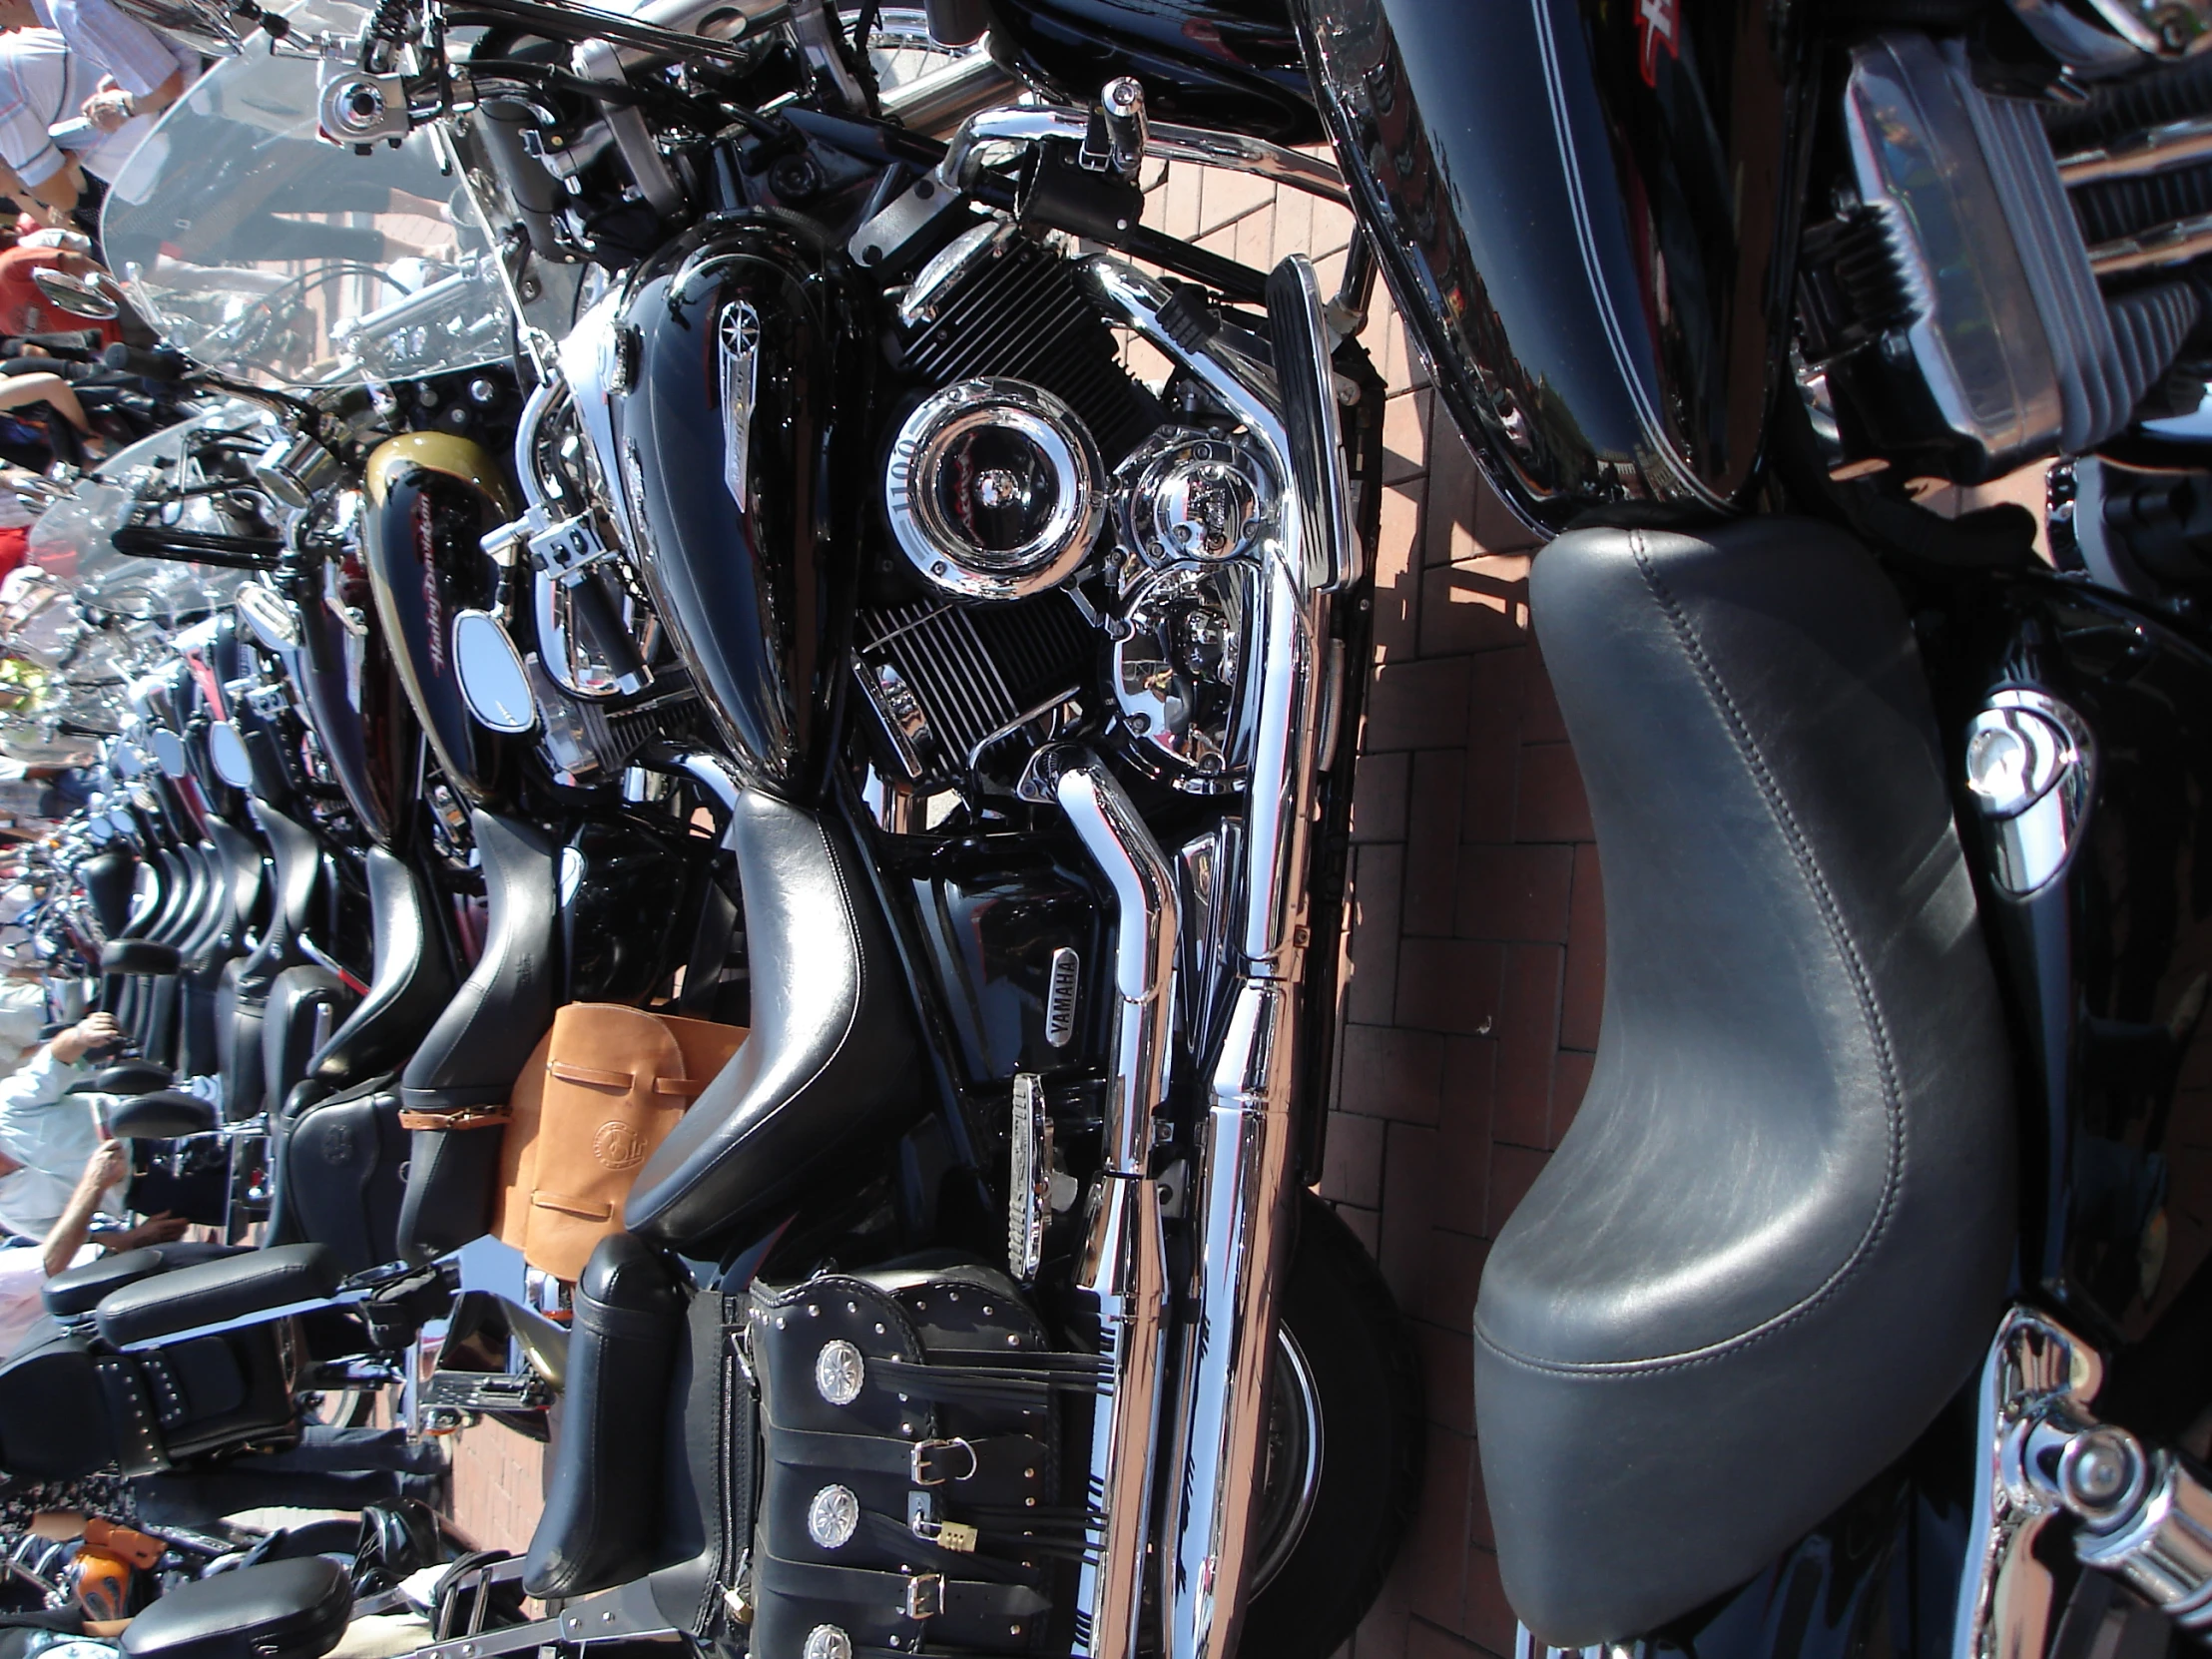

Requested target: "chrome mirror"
[
  {"left": 206, "top": 720, "right": 253, "bottom": 789},
  {"left": 452, "top": 610, "right": 537, "bottom": 734},
  {"left": 148, "top": 728, "right": 189, "bottom": 779},
  {"left": 235, "top": 582, "right": 298, "bottom": 652},
  {"left": 29, "top": 266, "right": 122, "bottom": 321}
]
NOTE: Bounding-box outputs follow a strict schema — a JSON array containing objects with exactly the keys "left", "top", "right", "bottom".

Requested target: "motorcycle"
[{"left": 38, "top": 0, "right": 1438, "bottom": 1656}]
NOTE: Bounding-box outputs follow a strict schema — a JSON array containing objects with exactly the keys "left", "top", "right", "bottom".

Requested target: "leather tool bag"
[
  {"left": 747, "top": 1261, "right": 1095, "bottom": 1659},
  {"left": 493, "top": 1003, "right": 745, "bottom": 1282}
]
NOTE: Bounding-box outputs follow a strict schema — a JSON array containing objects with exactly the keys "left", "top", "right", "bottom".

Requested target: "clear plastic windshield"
[
  {"left": 100, "top": 6, "right": 514, "bottom": 387},
  {"left": 27, "top": 402, "right": 272, "bottom": 621}
]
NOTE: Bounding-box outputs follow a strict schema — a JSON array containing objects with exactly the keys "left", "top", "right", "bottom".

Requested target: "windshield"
[
  {"left": 100, "top": 4, "right": 514, "bottom": 387},
  {"left": 27, "top": 402, "right": 272, "bottom": 621}
]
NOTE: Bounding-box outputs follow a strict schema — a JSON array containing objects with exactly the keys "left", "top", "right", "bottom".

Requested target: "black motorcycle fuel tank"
[
  {"left": 361, "top": 433, "right": 521, "bottom": 808},
  {"left": 607, "top": 220, "right": 868, "bottom": 799},
  {"left": 1299, "top": 0, "right": 1802, "bottom": 533}
]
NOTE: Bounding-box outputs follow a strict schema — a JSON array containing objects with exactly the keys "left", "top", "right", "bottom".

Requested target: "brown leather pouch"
[{"left": 493, "top": 1002, "right": 746, "bottom": 1281}]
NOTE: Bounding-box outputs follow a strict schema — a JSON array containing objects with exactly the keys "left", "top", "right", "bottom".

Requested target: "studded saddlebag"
[{"left": 747, "top": 1260, "right": 1091, "bottom": 1659}]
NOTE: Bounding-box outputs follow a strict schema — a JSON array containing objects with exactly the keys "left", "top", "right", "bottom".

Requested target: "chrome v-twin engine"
[{"left": 854, "top": 222, "right": 1312, "bottom": 809}]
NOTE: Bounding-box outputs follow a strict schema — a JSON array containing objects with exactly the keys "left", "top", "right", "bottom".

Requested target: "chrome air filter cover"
[{"left": 884, "top": 377, "right": 1107, "bottom": 600}]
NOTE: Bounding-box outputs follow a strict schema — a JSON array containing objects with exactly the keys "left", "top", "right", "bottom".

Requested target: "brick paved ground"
[{"left": 448, "top": 162, "right": 1581, "bottom": 1659}]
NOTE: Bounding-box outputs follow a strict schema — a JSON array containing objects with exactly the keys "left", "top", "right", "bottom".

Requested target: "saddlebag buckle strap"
[
  {"left": 911, "top": 1436, "right": 978, "bottom": 1485},
  {"left": 904, "top": 1574, "right": 943, "bottom": 1619}
]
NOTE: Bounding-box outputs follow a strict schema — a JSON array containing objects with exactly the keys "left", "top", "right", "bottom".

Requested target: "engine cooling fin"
[
  {"left": 2072, "top": 160, "right": 2212, "bottom": 247},
  {"left": 855, "top": 590, "right": 1093, "bottom": 786},
  {"left": 2044, "top": 54, "right": 2212, "bottom": 154},
  {"left": 892, "top": 228, "right": 1162, "bottom": 466}
]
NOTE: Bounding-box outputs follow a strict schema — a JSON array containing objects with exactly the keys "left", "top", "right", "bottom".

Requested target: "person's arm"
[
  {"left": 22, "top": 157, "right": 81, "bottom": 218},
  {"left": 0, "top": 371, "right": 92, "bottom": 435},
  {"left": 81, "top": 68, "right": 183, "bottom": 133},
  {"left": 40, "top": 1135, "right": 122, "bottom": 1277}
]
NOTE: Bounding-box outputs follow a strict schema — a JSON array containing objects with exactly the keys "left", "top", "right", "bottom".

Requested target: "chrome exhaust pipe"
[
  {"left": 1079, "top": 253, "right": 1351, "bottom": 1659},
  {"left": 1016, "top": 744, "right": 1179, "bottom": 1659}
]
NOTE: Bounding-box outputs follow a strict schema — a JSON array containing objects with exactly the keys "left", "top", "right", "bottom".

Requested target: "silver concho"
[
  {"left": 1109, "top": 563, "right": 1254, "bottom": 794},
  {"left": 884, "top": 377, "right": 1106, "bottom": 601},
  {"left": 1121, "top": 430, "right": 1275, "bottom": 573},
  {"left": 1963, "top": 689, "right": 2096, "bottom": 895},
  {"left": 815, "top": 1339, "right": 865, "bottom": 1405},
  {"left": 804, "top": 1626, "right": 854, "bottom": 1659},
  {"left": 807, "top": 1483, "right": 860, "bottom": 1549}
]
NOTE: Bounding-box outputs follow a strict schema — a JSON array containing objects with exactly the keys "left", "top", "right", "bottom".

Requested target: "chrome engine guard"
[{"left": 1959, "top": 1309, "right": 2212, "bottom": 1659}]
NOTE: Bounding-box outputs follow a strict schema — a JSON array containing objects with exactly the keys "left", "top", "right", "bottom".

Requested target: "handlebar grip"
[
  {"left": 100, "top": 342, "right": 186, "bottom": 381},
  {"left": 562, "top": 570, "right": 647, "bottom": 686}
]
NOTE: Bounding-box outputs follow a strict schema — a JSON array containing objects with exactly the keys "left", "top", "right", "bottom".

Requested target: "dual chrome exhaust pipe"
[{"left": 1022, "top": 252, "right": 1354, "bottom": 1659}]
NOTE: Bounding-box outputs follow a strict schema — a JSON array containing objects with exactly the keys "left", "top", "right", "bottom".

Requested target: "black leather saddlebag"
[
  {"left": 269, "top": 1083, "right": 408, "bottom": 1275},
  {"left": 747, "top": 1261, "right": 1080, "bottom": 1659}
]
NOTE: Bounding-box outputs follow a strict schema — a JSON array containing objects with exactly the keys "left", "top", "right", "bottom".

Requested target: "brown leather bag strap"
[
  {"left": 531, "top": 1189, "right": 615, "bottom": 1221},
  {"left": 653, "top": 1075, "right": 712, "bottom": 1098},
  {"left": 546, "top": 1060, "right": 635, "bottom": 1090},
  {"left": 400, "top": 1107, "right": 511, "bottom": 1132}
]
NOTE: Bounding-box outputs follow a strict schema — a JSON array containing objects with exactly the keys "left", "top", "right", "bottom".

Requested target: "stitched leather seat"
[
  {"left": 95, "top": 1242, "right": 339, "bottom": 1350},
  {"left": 625, "top": 793, "right": 920, "bottom": 1254},
  {"left": 121, "top": 1555, "right": 351, "bottom": 1659},
  {"left": 1473, "top": 521, "right": 2015, "bottom": 1644}
]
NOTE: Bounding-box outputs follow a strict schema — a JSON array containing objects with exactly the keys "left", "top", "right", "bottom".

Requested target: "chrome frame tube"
[
  {"left": 1080, "top": 252, "right": 1350, "bottom": 1659},
  {"left": 937, "top": 106, "right": 1348, "bottom": 207},
  {"left": 1017, "top": 744, "right": 1177, "bottom": 1659}
]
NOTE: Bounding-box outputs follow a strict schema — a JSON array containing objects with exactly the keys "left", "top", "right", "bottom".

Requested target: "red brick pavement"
[{"left": 447, "top": 163, "right": 1590, "bottom": 1659}]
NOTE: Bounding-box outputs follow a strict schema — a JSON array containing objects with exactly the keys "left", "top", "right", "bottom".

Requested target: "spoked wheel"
[
  {"left": 295, "top": 1387, "right": 376, "bottom": 1429},
  {"left": 1241, "top": 1194, "right": 1425, "bottom": 1659}
]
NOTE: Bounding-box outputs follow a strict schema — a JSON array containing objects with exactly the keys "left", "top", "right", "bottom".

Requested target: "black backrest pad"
[
  {"left": 1474, "top": 521, "right": 2014, "bottom": 1643},
  {"left": 401, "top": 810, "right": 558, "bottom": 1113},
  {"left": 311, "top": 847, "right": 453, "bottom": 1084},
  {"left": 624, "top": 791, "right": 920, "bottom": 1252},
  {"left": 121, "top": 1555, "right": 351, "bottom": 1659}
]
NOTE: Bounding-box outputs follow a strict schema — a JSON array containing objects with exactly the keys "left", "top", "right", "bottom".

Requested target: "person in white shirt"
[
  {"left": 0, "top": 28, "right": 158, "bottom": 218},
  {"left": 21, "top": 0, "right": 198, "bottom": 135},
  {"left": 0, "top": 1136, "right": 180, "bottom": 1359},
  {"left": 0, "top": 1009, "right": 139, "bottom": 1236}
]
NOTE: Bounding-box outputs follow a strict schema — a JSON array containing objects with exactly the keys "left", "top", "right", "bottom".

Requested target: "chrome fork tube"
[
  {"left": 1017, "top": 745, "right": 1178, "bottom": 1659},
  {"left": 1082, "top": 253, "right": 1346, "bottom": 1659}
]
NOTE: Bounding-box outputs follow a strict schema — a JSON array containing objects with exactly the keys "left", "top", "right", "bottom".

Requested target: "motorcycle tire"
[{"left": 1240, "top": 1193, "right": 1425, "bottom": 1659}]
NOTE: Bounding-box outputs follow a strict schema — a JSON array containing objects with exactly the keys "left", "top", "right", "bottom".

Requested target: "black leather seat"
[
  {"left": 95, "top": 1242, "right": 339, "bottom": 1350},
  {"left": 625, "top": 792, "right": 920, "bottom": 1254},
  {"left": 396, "top": 811, "right": 560, "bottom": 1260},
  {"left": 121, "top": 1554, "right": 351, "bottom": 1659},
  {"left": 1473, "top": 521, "right": 2015, "bottom": 1645},
  {"left": 80, "top": 847, "right": 139, "bottom": 939}
]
